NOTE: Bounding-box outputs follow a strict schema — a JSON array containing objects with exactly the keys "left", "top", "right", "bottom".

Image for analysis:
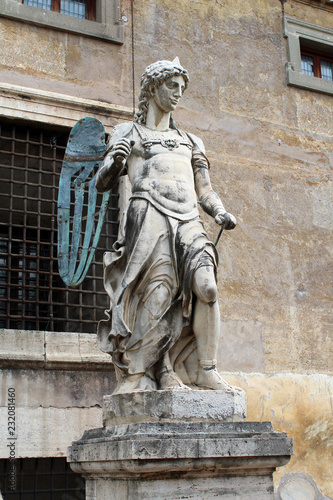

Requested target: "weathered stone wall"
[
  {"left": 0, "top": 0, "right": 332, "bottom": 497},
  {"left": 0, "top": 330, "right": 115, "bottom": 458}
]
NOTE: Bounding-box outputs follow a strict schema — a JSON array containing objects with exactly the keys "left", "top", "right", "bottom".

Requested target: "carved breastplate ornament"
[{"left": 134, "top": 123, "right": 192, "bottom": 152}]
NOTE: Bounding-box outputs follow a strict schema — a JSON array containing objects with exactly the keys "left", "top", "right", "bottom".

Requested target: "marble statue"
[{"left": 96, "top": 58, "right": 237, "bottom": 395}]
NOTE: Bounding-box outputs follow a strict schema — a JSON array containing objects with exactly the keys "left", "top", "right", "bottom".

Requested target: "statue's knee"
[
  {"left": 144, "top": 282, "right": 171, "bottom": 318},
  {"left": 194, "top": 276, "right": 218, "bottom": 304},
  {"left": 202, "top": 282, "right": 218, "bottom": 304}
]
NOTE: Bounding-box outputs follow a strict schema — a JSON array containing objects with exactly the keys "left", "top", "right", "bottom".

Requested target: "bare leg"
[
  {"left": 192, "top": 266, "right": 238, "bottom": 392},
  {"left": 193, "top": 298, "right": 220, "bottom": 363}
]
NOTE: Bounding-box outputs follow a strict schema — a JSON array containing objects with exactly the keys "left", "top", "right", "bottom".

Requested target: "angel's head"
[{"left": 134, "top": 58, "right": 189, "bottom": 125}]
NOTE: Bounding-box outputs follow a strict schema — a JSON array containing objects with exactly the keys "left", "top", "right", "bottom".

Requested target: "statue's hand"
[
  {"left": 215, "top": 212, "right": 237, "bottom": 230},
  {"left": 111, "top": 139, "right": 133, "bottom": 167}
]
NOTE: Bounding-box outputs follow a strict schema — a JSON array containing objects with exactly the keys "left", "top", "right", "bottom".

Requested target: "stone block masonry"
[{"left": 68, "top": 390, "right": 292, "bottom": 499}]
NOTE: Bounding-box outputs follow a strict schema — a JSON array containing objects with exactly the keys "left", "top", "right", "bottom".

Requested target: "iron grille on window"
[
  {"left": 0, "top": 457, "right": 85, "bottom": 499},
  {"left": 301, "top": 46, "right": 333, "bottom": 81},
  {"left": 0, "top": 120, "right": 119, "bottom": 333},
  {"left": 23, "top": 0, "right": 96, "bottom": 21}
]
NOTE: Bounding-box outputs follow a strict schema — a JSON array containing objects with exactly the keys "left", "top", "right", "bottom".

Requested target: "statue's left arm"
[{"left": 189, "top": 133, "right": 236, "bottom": 230}]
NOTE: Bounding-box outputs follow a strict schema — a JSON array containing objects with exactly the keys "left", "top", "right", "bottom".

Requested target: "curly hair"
[{"left": 134, "top": 59, "right": 189, "bottom": 125}]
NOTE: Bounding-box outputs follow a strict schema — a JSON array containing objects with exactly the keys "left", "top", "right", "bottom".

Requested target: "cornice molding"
[{"left": 0, "top": 82, "right": 134, "bottom": 131}]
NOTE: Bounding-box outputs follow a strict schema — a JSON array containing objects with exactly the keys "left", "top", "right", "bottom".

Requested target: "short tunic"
[{"left": 97, "top": 197, "right": 217, "bottom": 378}]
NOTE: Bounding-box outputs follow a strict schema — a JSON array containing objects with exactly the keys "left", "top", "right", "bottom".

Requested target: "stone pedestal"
[{"left": 68, "top": 390, "right": 292, "bottom": 499}]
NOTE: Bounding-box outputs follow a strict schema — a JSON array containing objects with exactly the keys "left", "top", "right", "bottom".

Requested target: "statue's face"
[{"left": 151, "top": 75, "right": 186, "bottom": 113}]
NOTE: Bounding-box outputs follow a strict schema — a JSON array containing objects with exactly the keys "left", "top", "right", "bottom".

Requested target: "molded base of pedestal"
[{"left": 68, "top": 391, "right": 292, "bottom": 499}]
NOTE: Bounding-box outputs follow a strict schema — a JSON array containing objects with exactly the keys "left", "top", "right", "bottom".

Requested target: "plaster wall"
[{"left": 0, "top": 0, "right": 332, "bottom": 497}]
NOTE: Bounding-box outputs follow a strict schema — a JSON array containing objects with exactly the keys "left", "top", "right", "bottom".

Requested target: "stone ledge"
[{"left": 0, "top": 329, "right": 113, "bottom": 370}]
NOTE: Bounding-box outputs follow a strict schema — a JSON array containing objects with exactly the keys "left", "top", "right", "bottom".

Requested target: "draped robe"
[{"left": 97, "top": 122, "right": 218, "bottom": 387}]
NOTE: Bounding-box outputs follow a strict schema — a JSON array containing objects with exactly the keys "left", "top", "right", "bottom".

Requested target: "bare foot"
[{"left": 196, "top": 367, "right": 243, "bottom": 393}]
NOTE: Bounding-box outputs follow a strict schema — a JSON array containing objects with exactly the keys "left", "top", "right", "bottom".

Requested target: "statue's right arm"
[
  {"left": 96, "top": 139, "right": 132, "bottom": 192},
  {"left": 96, "top": 123, "right": 134, "bottom": 193}
]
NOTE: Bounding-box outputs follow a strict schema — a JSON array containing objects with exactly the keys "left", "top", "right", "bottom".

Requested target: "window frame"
[
  {"left": 284, "top": 16, "right": 333, "bottom": 95},
  {"left": 292, "top": 0, "right": 333, "bottom": 12},
  {"left": 301, "top": 46, "right": 333, "bottom": 79},
  {"left": 0, "top": 0, "right": 124, "bottom": 43},
  {"left": 23, "top": 0, "right": 96, "bottom": 21}
]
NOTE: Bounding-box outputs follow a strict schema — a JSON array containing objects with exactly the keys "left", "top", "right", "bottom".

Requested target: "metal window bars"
[
  {"left": 0, "top": 119, "right": 119, "bottom": 333},
  {"left": 301, "top": 54, "right": 315, "bottom": 76},
  {"left": 0, "top": 457, "right": 85, "bottom": 499},
  {"left": 321, "top": 59, "right": 333, "bottom": 81},
  {"left": 24, "top": 0, "right": 88, "bottom": 20},
  {"left": 61, "top": 0, "right": 87, "bottom": 19},
  {"left": 23, "top": 0, "right": 52, "bottom": 10}
]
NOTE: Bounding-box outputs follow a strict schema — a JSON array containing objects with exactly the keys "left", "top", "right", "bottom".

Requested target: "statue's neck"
[{"left": 145, "top": 100, "right": 171, "bottom": 131}]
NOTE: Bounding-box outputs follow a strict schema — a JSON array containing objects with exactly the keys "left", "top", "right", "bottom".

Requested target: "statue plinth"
[
  {"left": 103, "top": 388, "right": 246, "bottom": 425},
  {"left": 68, "top": 390, "right": 292, "bottom": 499}
]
